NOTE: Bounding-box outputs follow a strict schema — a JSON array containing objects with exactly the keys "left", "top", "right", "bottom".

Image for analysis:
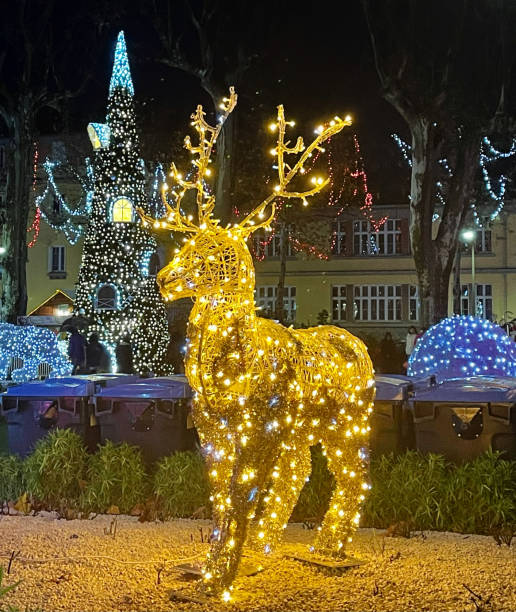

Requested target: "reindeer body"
[{"left": 142, "top": 89, "right": 374, "bottom": 598}]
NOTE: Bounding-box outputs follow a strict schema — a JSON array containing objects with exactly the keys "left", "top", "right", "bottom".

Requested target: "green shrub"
[
  {"left": 82, "top": 441, "right": 147, "bottom": 513},
  {"left": 153, "top": 451, "right": 211, "bottom": 518},
  {"left": 24, "top": 429, "right": 87, "bottom": 510},
  {"left": 0, "top": 455, "right": 25, "bottom": 505},
  {"left": 441, "top": 450, "right": 516, "bottom": 534},
  {"left": 291, "top": 445, "right": 335, "bottom": 521},
  {"left": 363, "top": 451, "right": 448, "bottom": 530}
]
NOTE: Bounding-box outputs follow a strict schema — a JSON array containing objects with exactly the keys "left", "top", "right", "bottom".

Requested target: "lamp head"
[{"left": 461, "top": 229, "right": 476, "bottom": 243}]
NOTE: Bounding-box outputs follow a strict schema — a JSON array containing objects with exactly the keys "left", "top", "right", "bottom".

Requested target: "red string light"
[{"left": 27, "top": 141, "right": 41, "bottom": 248}]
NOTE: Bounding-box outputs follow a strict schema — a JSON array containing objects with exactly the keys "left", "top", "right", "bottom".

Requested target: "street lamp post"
[{"left": 461, "top": 229, "right": 477, "bottom": 316}]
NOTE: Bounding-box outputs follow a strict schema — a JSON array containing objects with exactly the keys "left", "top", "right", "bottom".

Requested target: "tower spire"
[{"left": 109, "top": 31, "right": 134, "bottom": 96}]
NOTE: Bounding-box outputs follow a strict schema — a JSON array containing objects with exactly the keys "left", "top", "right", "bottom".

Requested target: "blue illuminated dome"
[
  {"left": 408, "top": 315, "right": 516, "bottom": 381},
  {"left": 0, "top": 322, "right": 72, "bottom": 382}
]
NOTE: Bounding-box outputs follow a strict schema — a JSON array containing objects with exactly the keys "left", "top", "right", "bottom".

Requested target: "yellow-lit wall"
[
  {"left": 26, "top": 223, "right": 84, "bottom": 313},
  {"left": 254, "top": 206, "right": 516, "bottom": 339}
]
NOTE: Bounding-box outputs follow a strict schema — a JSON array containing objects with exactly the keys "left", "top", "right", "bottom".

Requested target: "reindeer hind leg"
[{"left": 314, "top": 436, "right": 369, "bottom": 558}]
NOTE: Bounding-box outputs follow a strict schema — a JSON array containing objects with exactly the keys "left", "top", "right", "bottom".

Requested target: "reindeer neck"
[{"left": 189, "top": 291, "right": 257, "bottom": 331}]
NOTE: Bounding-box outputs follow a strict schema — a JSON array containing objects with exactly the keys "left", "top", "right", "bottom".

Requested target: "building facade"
[
  {"left": 254, "top": 203, "right": 516, "bottom": 338},
  {"left": 3, "top": 136, "right": 515, "bottom": 339}
]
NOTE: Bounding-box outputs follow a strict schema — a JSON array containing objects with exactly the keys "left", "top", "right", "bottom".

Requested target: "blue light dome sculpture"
[
  {"left": 0, "top": 322, "right": 72, "bottom": 382},
  {"left": 407, "top": 315, "right": 516, "bottom": 381}
]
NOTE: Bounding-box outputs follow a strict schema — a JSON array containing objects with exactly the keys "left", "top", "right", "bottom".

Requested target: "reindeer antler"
[
  {"left": 138, "top": 87, "right": 237, "bottom": 232},
  {"left": 237, "top": 107, "right": 352, "bottom": 233}
]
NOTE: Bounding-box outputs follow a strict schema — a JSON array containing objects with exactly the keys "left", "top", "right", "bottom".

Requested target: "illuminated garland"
[
  {"left": 141, "top": 89, "right": 375, "bottom": 599},
  {"left": 73, "top": 31, "right": 170, "bottom": 375},
  {"left": 392, "top": 133, "right": 516, "bottom": 225},
  {"left": 351, "top": 135, "right": 387, "bottom": 232},
  {"left": 251, "top": 134, "right": 386, "bottom": 262},
  {"left": 27, "top": 142, "right": 41, "bottom": 248}
]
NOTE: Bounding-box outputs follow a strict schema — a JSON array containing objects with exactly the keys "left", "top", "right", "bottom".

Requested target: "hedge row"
[
  {"left": 0, "top": 430, "right": 210, "bottom": 518},
  {"left": 1, "top": 430, "right": 515, "bottom": 534}
]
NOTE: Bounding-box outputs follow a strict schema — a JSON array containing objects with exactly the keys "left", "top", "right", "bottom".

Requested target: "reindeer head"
[{"left": 139, "top": 88, "right": 351, "bottom": 304}]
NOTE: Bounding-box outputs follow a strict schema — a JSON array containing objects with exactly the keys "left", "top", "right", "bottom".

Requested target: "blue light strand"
[
  {"left": 393, "top": 132, "right": 516, "bottom": 226},
  {"left": 36, "top": 158, "right": 94, "bottom": 245},
  {"left": 477, "top": 136, "right": 516, "bottom": 222},
  {"left": 408, "top": 315, "right": 516, "bottom": 381},
  {"left": 109, "top": 31, "right": 134, "bottom": 96},
  {"left": 150, "top": 163, "right": 167, "bottom": 218}
]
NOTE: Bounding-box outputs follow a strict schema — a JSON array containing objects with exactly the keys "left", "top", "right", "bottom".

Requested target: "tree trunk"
[
  {"left": 275, "top": 223, "right": 288, "bottom": 324},
  {"left": 406, "top": 116, "right": 439, "bottom": 327},
  {"left": 0, "top": 112, "right": 32, "bottom": 322},
  {"left": 452, "top": 247, "right": 462, "bottom": 314}
]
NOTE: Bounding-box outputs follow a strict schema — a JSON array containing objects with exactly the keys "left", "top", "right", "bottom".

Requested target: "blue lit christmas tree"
[{"left": 74, "top": 32, "right": 170, "bottom": 374}]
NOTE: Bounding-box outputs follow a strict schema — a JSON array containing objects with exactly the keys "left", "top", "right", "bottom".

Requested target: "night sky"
[{"left": 1, "top": 1, "right": 431, "bottom": 204}]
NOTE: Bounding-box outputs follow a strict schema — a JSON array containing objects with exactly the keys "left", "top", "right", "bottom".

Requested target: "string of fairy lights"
[
  {"left": 141, "top": 88, "right": 375, "bottom": 601},
  {"left": 392, "top": 132, "right": 516, "bottom": 227},
  {"left": 251, "top": 132, "right": 387, "bottom": 262}
]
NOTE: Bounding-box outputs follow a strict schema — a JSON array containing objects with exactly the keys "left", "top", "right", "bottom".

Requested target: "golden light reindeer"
[{"left": 140, "top": 88, "right": 375, "bottom": 600}]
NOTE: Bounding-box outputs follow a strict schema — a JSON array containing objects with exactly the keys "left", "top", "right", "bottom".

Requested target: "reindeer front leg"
[
  {"left": 247, "top": 442, "right": 312, "bottom": 554},
  {"left": 200, "top": 442, "right": 276, "bottom": 598}
]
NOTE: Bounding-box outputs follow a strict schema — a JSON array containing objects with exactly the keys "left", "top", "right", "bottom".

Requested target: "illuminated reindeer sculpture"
[{"left": 140, "top": 88, "right": 375, "bottom": 599}]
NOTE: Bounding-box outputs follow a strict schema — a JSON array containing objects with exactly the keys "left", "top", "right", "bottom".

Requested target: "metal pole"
[{"left": 471, "top": 242, "right": 476, "bottom": 316}]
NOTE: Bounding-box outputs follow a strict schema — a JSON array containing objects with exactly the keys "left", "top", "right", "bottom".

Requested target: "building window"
[
  {"left": 96, "top": 284, "right": 117, "bottom": 310},
  {"left": 477, "top": 227, "right": 492, "bottom": 253},
  {"left": 353, "top": 285, "right": 402, "bottom": 321},
  {"left": 112, "top": 197, "right": 134, "bottom": 223},
  {"left": 461, "top": 226, "right": 492, "bottom": 254},
  {"left": 409, "top": 284, "right": 420, "bottom": 321},
  {"left": 331, "top": 220, "right": 346, "bottom": 255},
  {"left": 256, "top": 285, "right": 296, "bottom": 321},
  {"left": 253, "top": 231, "right": 293, "bottom": 258},
  {"left": 332, "top": 285, "right": 347, "bottom": 321},
  {"left": 461, "top": 284, "right": 492, "bottom": 320},
  {"left": 49, "top": 246, "right": 65, "bottom": 273},
  {"left": 353, "top": 219, "right": 402, "bottom": 256}
]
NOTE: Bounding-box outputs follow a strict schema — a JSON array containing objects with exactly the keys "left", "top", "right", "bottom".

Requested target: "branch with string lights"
[{"left": 392, "top": 132, "right": 516, "bottom": 226}]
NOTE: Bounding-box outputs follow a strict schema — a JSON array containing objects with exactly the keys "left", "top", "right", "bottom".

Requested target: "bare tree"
[
  {"left": 0, "top": 0, "right": 103, "bottom": 322},
  {"left": 149, "top": 0, "right": 280, "bottom": 222},
  {"left": 363, "top": 0, "right": 515, "bottom": 325}
]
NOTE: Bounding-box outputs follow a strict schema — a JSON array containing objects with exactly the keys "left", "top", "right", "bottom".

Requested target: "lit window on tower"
[{"left": 112, "top": 197, "right": 134, "bottom": 222}]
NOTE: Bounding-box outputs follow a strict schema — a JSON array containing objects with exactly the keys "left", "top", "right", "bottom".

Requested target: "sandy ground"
[{"left": 0, "top": 515, "right": 515, "bottom": 612}]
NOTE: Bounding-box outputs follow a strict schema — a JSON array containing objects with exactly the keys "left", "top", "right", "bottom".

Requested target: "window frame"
[
  {"left": 353, "top": 284, "right": 402, "bottom": 321},
  {"left": 353, "top": 219, "right": 402, "bottom": 256},
  {"left": 95, "top": 284, "right": 118, "bottom": 311},
  {"left": 331, "top": 285, "right": 347, "bottom": 321},
  {"left": 48, "top": 246, "right": 66, "bottom": 273},
  {"left": 112, "top": 196, "right": 134, "bottom": 223},
  {"left": 256, "top": 285, "right": 296, "bottom": 321}
]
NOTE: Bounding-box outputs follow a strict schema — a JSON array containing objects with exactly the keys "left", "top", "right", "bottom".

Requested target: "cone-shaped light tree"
[{"left": 74, "top": 32, "right": 170, "bottom": 373}]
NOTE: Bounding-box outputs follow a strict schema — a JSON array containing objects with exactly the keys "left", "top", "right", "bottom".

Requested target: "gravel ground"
[{"left": 0, "top": 515, "right": 515, "bottom": 612}]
